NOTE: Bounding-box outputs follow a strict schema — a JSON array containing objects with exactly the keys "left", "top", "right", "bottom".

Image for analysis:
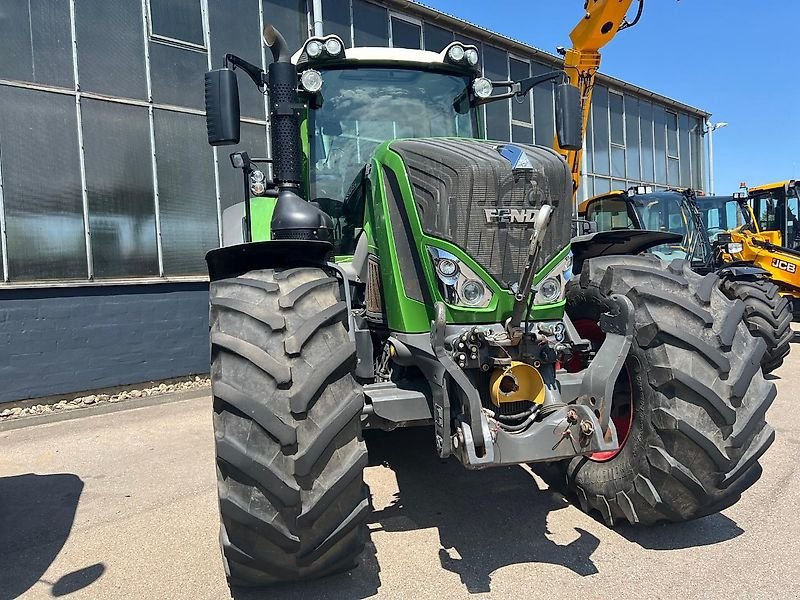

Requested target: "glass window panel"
[
  {"left": 625, "top": 96, "right": 640, "bottom": 181},
  {"left": 509, "top": 58, "right": 531, "bottom": 123},
  {"left": 611, "top": 146, "right": 626, "bottom": 178},
  {"left": 154, "top": 110, "right": 218, "bottom": 275},
  {"left": 218, "top": 123, "right": 269, "bottom": 212},
  {"left": 591, "top": 86, "right": 609, "bottom": 175},
  {"left": 531, "top": 61, "right": 554, "bottom": 147},
  {"left": 322, "top": 0, "right": 352, "bottom": 46},
  {"left": 149, "top": 42, "right": 207, "bottom": 109},
  {"left": 0, "top": 87, "right": 86, "bottom": 280},
  {"left": 609, "top": 92, "right": 624, "bottom": 146},
  {"left": 75, "top": 0, "right": 147, "bottom": 100},
  {"left": 149, "top": 0, "right": 204, "bottom": 46},
  {"left": 483, "top": 45, "right": 510, "bottom": 141},
  {"left": 353, "top": 1, "right": 388, "bottom": 47},
  {"left": 423, "top": 23, "right": 453, "bottom": 52},
  {"left": 611, "top": 179, "right": 626, "bottom": 191},
  {"left": 594, "top": 177, "right": 611, "bottom": 195},
  {"left": 210, "top": 0, "right": 265, "bottom": 120},
  {"left": 679, "top": 113, "right": 692, "bottom": 187},
  {"left": 691, "top": 117, "right": 704, "bottom": 190},
  {"left": 667, "top": 111, "right": 679, "bottom": 157},
  {"left": 0, "top": 0, "right": 73, "bottom": 88},
  {"left": 639, "top": 101, "right": 654, "bottom": 182},
  {"left": 391, "top": 17, "right": 420, "bottom": 49},
  {"left": 82, "top": 99, "right": 159, "bottom": 278},
  {"left": 653, "top": 105, "right": 667, "bottom": 184},
  {"left": 262, "top": 0, "right": 307, "bottom": 55},
  {"left": 667, "top": 158, "right": 680, "bottom": 186},
  {"left": 512, "top": 124, "right": 533, "bottom": 144},
  {"left": 585, "top": 109, "right": 594, "bottom": 174}
]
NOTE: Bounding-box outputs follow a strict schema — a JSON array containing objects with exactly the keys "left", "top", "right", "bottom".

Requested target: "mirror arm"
[
  {"left": 224, "top": 53, "right": 267, "bottom": 91},
  {"left": 478, "top": 71, "right": 566, "bottom": 105}
]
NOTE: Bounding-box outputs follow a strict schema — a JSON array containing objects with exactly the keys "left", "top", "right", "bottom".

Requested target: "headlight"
[
  {"left": 306, "top": 40, "right": 323, "bottom": 58},
  {"left": 249, "top": 169, "right": 264, "bottom": 183},
  {"left": 300, "top": 69, "right": 323, "bottom": 93},
  {"left": 460, "top": 280, "right": 485, "bottom": 306},
  {"left": 437, "top": 258, "right": 459, "bottom": 278},
  {"left": 324, "top": 37, "right": 343, "bottom": 56},
  {"left": 447, "top": 44, "right": 466, "bottom": 62},
  {"left": 727, "top": 242, "right": 744, "bottom": 254},
  {"left": 538, "top": 277, "right": 561, "bottom": 303},
  {"left": 250, "top": 181, "right": 266, "bottom": 195},
  {"left": 465, "top": 48, "right": 479, "bottom": 66},
  {"left": 428, "top": 247, "right": 492, "bottom": 308},
  {"left": 472, "top": 77, "right": 493, "bottom": 99}
]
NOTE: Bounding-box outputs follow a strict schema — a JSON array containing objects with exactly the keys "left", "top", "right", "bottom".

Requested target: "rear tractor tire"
[
  {"left": 718, "top": 277, "right": 793, "bottom": 374},
  {"left": 559, "top": 256, "right": 776, "bottom": 526},
  {"left": 210, "top": 267, "right": 370, "bottom": 586}
]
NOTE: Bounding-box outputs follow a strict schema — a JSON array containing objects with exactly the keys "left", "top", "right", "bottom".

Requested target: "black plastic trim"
[{"left": 206, "top": 240, "right": 332, "bottom": 281}]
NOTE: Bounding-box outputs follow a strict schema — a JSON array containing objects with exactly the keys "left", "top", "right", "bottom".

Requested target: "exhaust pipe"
[{"left": 262, "top": 25, "right": 333, "bottom": 242}]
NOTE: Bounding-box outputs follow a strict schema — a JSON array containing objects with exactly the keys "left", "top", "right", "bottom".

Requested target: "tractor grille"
[{"left": 389, "top": 138, "right": 573, "bottom": 288}]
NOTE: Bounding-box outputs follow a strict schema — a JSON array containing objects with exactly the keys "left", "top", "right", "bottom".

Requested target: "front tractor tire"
[
  {"left": 561, "top": 256, "right": 775, "bottom": 526},
  {"left": 718, "top": 277, "right": 793, "bottom": 374},
  {"left": 210, "top": 267, "right": 369, "bottom": 587}
]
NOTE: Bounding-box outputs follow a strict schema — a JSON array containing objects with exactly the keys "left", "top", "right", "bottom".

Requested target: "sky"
[{"left": 421, "top": 0, "right": 799, "bottom": 195}]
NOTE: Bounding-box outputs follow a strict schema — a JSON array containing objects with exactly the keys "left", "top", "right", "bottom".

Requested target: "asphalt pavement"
[{"left": 2, "top": 333, "right": 800, "bottom": 599}]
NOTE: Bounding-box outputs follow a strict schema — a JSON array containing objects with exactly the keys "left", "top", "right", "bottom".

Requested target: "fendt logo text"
[
  {"left": 771, "top": 258, "right": 797, "bottom": 273},
  {"left": 484, "top": 208, "right": 538, "bottom": 224}
]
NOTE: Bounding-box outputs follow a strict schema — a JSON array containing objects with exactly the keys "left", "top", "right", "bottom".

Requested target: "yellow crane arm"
[{"left": 555, "top": 0, "right": 642, "bottom": 196}]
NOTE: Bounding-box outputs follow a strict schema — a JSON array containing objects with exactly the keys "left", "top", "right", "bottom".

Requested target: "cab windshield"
[{"left": 307, "top": 67, "right": 478, "bottom": 201}]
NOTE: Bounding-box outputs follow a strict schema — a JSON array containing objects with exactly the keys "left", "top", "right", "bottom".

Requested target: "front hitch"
[{"left": 575, "top": 294, "right": 635, "bottom": 443}]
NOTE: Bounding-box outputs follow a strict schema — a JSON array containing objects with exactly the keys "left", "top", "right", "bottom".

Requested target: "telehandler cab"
[
  {"left": 201, "top": 10, "right": 775, "bottom": 589},
  {"left": 578, "top": 187, "right": 793, "bottom": 372}
]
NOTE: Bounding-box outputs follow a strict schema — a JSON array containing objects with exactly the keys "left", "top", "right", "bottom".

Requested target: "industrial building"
[{"left": 0, "top": 0, "right": 710, "bottom": 402}]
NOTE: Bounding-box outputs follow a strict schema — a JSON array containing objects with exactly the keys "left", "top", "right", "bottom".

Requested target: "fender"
[
  {"left": 570, "top": 229, "right": 683, "bottom": 273},
  {"left": 206, "top": 240, "right": 333, "bottom": 281},
  {"left": 716, "top": 262, "right": 770, "bottom": 281}
]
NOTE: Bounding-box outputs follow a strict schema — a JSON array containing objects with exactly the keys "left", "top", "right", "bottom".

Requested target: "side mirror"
[
  {"left": 555, "top": 83, "right": 582, "bottom": 151},
  {"left": 204, "top": 68, "right": 240, "bottom": 146}
]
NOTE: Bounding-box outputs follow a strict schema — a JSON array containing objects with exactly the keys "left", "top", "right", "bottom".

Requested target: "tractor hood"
[{"left": 387, "top": 138, "right": 573, "bottom": 288}]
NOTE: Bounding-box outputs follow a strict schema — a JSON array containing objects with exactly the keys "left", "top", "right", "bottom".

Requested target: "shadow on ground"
[
  {"left": 231, "top": 427, "right": 744, "bottom": 598},
  {"left": 0, "top": 472, "right": 105, "bottom": 599}
]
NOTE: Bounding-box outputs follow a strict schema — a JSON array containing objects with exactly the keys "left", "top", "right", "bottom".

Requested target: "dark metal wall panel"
[
  {"left": 262, "top": 0, "right": 308, "bottom": 55},
  {"left": 209, "top": 0, "right": 265, "bottom": 119},
  {"left": 149, "top": 42, "right": 207, "bottom": 109},
  {"left": 81, "top": 99, "right": 159, "bottom": 279},
  {"left": 0, "top": 0, "right": 73, "bottom": 88},
  {"left": 217, "top": 122, "right": 269, "bottom": 212},
  {"left": 0, "top": 283, "right": 210, "bottom": 402},
  {"left": 0, "top": 87, "right": 87, "bottom": 280},
  {"left": 353, "top": 0, "right": 388, "bottom": 47},
  {"left": 322, "top": 0, "right": 352, "bottom": 45},
  {"left": 149, "top": 0, "right": 205, "bottom": 46},
  {"left": 154, "top": 109, "right": 218, "bottom": 275},
  {"left": 75, "top": 0, "right": 147, "bottom": 100}
]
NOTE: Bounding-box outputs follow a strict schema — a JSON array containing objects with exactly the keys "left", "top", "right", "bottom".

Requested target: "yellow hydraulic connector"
[{"left": 489, "top": 361, "right": 546, "bottom": 408}]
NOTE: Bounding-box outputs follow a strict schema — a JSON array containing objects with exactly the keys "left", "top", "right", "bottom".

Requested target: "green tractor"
[{"left": 203, "top": 26, "right": 776, "bottom": 587}]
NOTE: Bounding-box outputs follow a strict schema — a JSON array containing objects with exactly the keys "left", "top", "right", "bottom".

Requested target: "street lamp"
[{"left": 704, "top": 121, "right": 728, "bottom": 194}]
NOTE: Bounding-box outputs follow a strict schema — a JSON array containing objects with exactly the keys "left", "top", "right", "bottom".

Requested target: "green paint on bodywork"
[
  {"left": 250, "top": 196, "right": 277, "bottom": 241},
  {"left": 367, "top": 142, "right": 568, "bottom": 333}
]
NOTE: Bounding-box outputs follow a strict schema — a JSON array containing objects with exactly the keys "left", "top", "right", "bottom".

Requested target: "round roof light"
[
  {"left": 448, "top": 44, "right": 466, "bottom": 62},
  {"left": 324, "top": 37, "right": 343, "bottom": 56},
  {"left": 465, "top": 48, "right": 479, "bottom": 66},
  {"left": 306, "top": 39, "right": 323, "bottom": 58},
  {"left": 300, "top": 69, "right": 323, "bottom": 93},
  {"left": 472, "top": 77, "right": 493, "bottom": 99}
]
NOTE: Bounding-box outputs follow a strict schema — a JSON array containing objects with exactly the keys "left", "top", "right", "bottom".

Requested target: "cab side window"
[{"left": 586, "top": 198, "right": 635, "bottom": 232}]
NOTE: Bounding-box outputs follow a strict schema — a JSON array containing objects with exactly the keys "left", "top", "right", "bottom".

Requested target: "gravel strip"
[{"left": 0, "top": 376, "right": 211, "bottom": 422}]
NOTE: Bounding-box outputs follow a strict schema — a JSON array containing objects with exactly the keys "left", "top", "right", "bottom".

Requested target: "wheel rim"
[{"left": 569, "top": 318, "right": 634, "bottom": 462}]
